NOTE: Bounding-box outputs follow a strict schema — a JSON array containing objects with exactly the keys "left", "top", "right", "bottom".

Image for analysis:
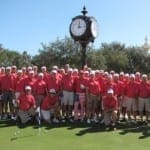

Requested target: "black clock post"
[{"left": 70, "top": 6, "right": 99, "bottom": 68}]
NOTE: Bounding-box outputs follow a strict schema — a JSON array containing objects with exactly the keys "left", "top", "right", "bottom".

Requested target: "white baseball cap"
[
  {"left": 52, "top": 65, "right": 58, "bottom": 70},
  {"left": 84, "top": 71, "right": 89, "bottom": 74},
  {"left": 17, "top": 70, "right": 23, "bottom": 74},
  {"left": 41, "top": 66, "right": 46, "bottom": 70},
  {"left": 49, "top": 89, "right": 56, "bottom": 94},
  {"left": 130, "top": 74, "right": 135, "bottom": 78},
  {"left": 6, "top": 66, "right": 11, "bottom": 70},
  {"left": 51, "top": 70, "right": 57, "bottom": 74},
  {"left": 29, "top": 70, "right": 34, "bottom": 74},
  {"left": 90, "top": 71, "right": 95, "bottom": 75},
  {"left": 107, "top": 89, "right": 114, "bottom": 94},
  {"left": 114, "top": 73, "right": 119, "bottom": 77},
  {"left": 25, "top": 86, "right": 32, "bottom": 90},
  {"left": 38, "top": 73, "right": 44, "bottom": 77},
  {"left": 68, "top": 68, "right": 73, "bottom": 72},
  {"left": 142, "top": 74, "right": 147, "bottom": 78}
]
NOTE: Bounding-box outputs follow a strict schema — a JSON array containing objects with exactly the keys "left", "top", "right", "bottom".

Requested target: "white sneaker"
[
  {"left": 87, "top": 118, "right": 91, "bottom": 124},
  {"left": 93, "top": 116, "right": 98, "bottom": 123},
  {"left": 61, "top": 116, "right": 66, "bottom": 123},
  {"left": 62, "top": 119, "right": 66, "bottom": 123},
  {"left": 53, "top": 118, "right": 60, "bottom": 123},
  {"left": 69, "top": 118, "right": 74, "bottom": 123},
  {"left": 11, "top": 115, "right": 17, "bottom": 120},
  {"left": 94, "top": 118, "right": 99, "bottom": 123}
]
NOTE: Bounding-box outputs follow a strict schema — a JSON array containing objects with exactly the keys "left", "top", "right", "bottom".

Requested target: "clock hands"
[{"left": 78, "top": 20, "right": 81, "bottom": 28}]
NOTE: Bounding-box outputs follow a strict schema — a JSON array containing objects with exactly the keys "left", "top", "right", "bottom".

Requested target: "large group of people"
[{"left": 0, "top": 64, "right": 150, "bottom": 129}]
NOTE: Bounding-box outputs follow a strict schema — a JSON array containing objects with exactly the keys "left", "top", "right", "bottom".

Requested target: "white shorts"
[
  {"left": 15, "top": 92, "right": 21, "bottom": 100},
  {"left": 41, "top": 110, "right": 50, "bottom": 121},
  {"left": 138, "top": 97, "right": 150, "bottom": 112},
  {"left": 104, "top": 110, "right": 117, "bottom": 126},
  {"left": 122, "top": 96, "right": 128, "bottom": 107},
  {"left": 61, "top": 91, "right": 74, "bottom": 106},
  {"left": 126, "top": 97, "right": 137, "bottom": 112}
]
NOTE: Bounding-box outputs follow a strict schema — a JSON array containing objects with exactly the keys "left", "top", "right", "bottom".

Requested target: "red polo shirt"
[
  {"left": 103, "top": 95, "right": 118, "bottom": 110},
  {"left": 87, "top": 78, "right": 101, "bottom": 96},
  {"left": 62, "top": 74, "right": 75, "bottom": 91},
  {"left": 102, "top": 81, "right": 117, "bottom": 96},
  {"left": 23, "top": 77, "right": 37, "bottom": 90},
  {"left": 46, "top": 75, "right": 62, "bottom": 93},
  {"left": 96, "top": 76, "right": 105, "bottom": 89},
  {"left": 34, "top": 79, "right": 47, "bottom": 95},
  {"left": 138, "top": 82, "right": 150, "bottom": 98},
  {"left": 74, "top": 76, "right": 88, "bottom": 93},
  {"left": 2, "top": 74, "right": 15, "bottom": 91},
  {"left": 43, "top": 72, "right": 50, "bottom": 82},
  {"left": 15, "top": 76, "right": 25, "bottom": 92},
  {"left": 124, "top": 81, "right": 139, "bottom": 98},
  {"left": 114, "top": 80, "right": 124, "bottom": 96},
  {"left": 18, "top": 93, "right": 36, "bottom": 111},
  {"left": 41, "top": 95, "right": 58, "bottom": 110}
]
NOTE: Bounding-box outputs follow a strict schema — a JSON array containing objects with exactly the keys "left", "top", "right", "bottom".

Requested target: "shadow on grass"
[
  {"left": 0, "top": 119, "right": 17, "bottom": 128},
  {"left": 73, "top": 122, "right": 150, "bottom": 139},
  {"left": 0, "top": 119, "right": 149, "bottom": 139},
  {"left": 119, "top": 122, "right": 150, "bottom": 139}
]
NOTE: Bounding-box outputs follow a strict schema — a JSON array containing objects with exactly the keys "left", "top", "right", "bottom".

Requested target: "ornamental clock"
[
  {"left": 70, "top": 8, "right": 99, "bottom": 43},
  {"left": 69, "top": 6, "right": 99, "bottom": 68},
  {"left": 70, "top": 18, "right": 87, "bottom": 37},
  {"left": 90, "top": 17, "right": 99, "bottom": 38}
]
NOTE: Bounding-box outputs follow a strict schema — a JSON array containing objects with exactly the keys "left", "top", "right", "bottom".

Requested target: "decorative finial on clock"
[{"left": 81, "top": 6, "right": 88, "bottom": 16}]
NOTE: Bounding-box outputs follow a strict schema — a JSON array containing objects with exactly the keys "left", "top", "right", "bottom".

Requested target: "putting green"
[{"left": 0, "top": 120, "right": 149, "bottom": 150}]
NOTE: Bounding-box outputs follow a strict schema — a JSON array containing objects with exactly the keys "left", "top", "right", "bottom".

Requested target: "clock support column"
[
  {"left": 81, "top": 41, "right": 88, "bottom": 69},
  {"left": 70, "top": 6, "right": 99, "bottom": 69}
]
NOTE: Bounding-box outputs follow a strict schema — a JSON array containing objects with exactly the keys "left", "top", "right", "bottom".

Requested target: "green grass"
[{"left": 0, "top": 120, "right": 149, "bottom": 150}]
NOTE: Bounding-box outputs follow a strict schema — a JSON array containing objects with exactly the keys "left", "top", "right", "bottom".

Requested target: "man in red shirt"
[
  {"left": 102, "top": 75, "right": 117, "bottom": 96},
  {"left": 1, "top": 66, "right": 15, "bottom": 119},
  {"left": 135, "top": 72, "right": 142, "bottom": 84},
  {"left": 17, "top": 86, "right": 36, "bottom": 124},
  {"left": 137, "top": 74, "right": 150, "bottom": 122},
  {"left": 74, "top": 70, "right": 87, "bottom": 121},
  {"left": 21, "top": 67, "right": 28, "bottom": 79},
  {"left": 0, "top": 67, "right": 5, "bottom": 119},
  {"left": 113, "top": 73, "right": 124, "bottom": 120},
  {"left": 120, "top": 73, "right": 129, "bottom": 121},
  {"left": 86, "top": 71, "right": 101, "bottom": 124},
  {"left": 61, "top": 68, "right": 75, "bottom": 122},
  {"left": 46, "top": 70, "right": 62, "bottom": 122},
  {"left": 34, "top": 73, "right": 48, "bottom": 107},
  {"left": 41, "top": 66, "right": 50, "bottom": 82},
  {"left": 123, "top": 74, "right": 139, "bottom": 121},
  {"left": 14, "top": 70, "right": 25, "bottom": 96},
  {"left": 23, "top": 70, "right": 37, "bottom": 95},
  {"left": 13, "top": 70, "right": 25, "bottom": 120},
  {"left": 102, "top": 89, "right": 118, "bottom": 129},
  {"left": 41, "top": 89, "right": 59, "bottom": 123}
]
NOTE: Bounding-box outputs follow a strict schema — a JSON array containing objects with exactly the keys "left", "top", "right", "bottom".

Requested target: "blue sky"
[{"left": 0, "top": 0, "right": 150, "bottom": 56}]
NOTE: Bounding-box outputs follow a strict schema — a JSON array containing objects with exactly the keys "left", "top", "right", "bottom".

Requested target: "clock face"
[
  {"left": 70, "top": 18, "right": 87, "bottom": 36},
  {"left": 91, "top": 18, "right": 99, "bottom": 38}
]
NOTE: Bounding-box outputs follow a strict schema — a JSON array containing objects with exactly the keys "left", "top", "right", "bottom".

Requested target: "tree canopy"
[{"left": 0, "top": 37, "right": 150, "bottom": 73}]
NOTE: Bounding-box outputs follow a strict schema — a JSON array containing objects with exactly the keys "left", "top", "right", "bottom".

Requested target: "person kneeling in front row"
[
  {"left": 41, "top": 89, "right": 60, "bottom": 124},
  {"left": 102, "top": 89, "right": 118, "bottom": 130},
  {"left": 17, "top": 86, "right": 36, "bottom": 124}
]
